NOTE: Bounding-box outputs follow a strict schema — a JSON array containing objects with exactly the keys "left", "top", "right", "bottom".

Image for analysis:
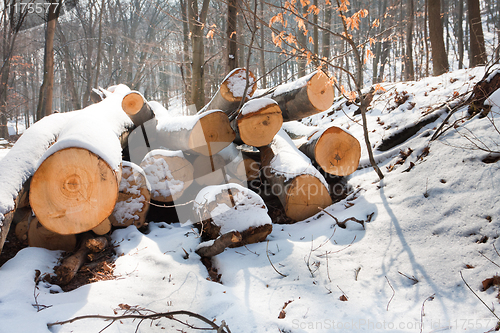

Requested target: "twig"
[
  {"left": 420, "top": 294, "right": 435, "bottom": 333},
  {"left": 148, "top": 199, "right": 195, "bottom": 208},
  {"left": 266, "top": 241, "right": 287, "bottom": 277},
  {"left": 385, "top": 276, "right": 395, "bottom": 311},
  {"left": 479, "top": 251, "right": 500, "bottom": 269},
  {"left": 326, "top": 251, "right": 332, "bottom": 283},
  {"left": 47, "top": 309, "right": 231, "bottom": 332},
  {"left": 460, "top": 271, "right": 500, "bottom": 321},
  {"left": 398, "top": 271, "right": 418, "bottom": 284},
  {"left": 337, "top": 285, "right": 348, "bottom": 299},
  {"left": 317, "top": 235, "right": 357, "bottom": 257}
]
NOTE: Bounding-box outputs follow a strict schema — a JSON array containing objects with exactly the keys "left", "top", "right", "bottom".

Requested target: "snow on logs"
[
  {"left": 194, "top": 184, "right": 273, "bottom": 257},
  {"left": 299, "top": 126, "right": 361, "bottom": 176},
  {"left": 260, "top": 130, "right": 332, "bottom": 221},
  {"left": 202, "top": 68, "right": 257, "bottom": 115},
  {"left": 232, "top": 98, "right": 283, "bottom": 147},
  {"left": 109, "top": 161, "right": 151, "bottom": 228},
  {"left": 261, "top": 70, "right": 334, "bottom": 122},
  {"left": 140, "top": 149, "right": 194, "bottom": 202}
]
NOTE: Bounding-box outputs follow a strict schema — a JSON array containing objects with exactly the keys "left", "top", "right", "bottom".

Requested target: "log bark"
[
  {"left": 140, "top": 149, "right": 194, "bottom": 202},
  {"left": 260, "top": 130, "right": 332, "bottom": 221},
  {"left": 109, "top": 161, "right": 151, "bottom": 228},
  {"left": 202, "top": 68, "right": 256, "bottom": 115},
  {"left": 196, "top": 231, "right": 242, "bottom": 257},
  {"left": 54, "top": 233, "right": 92, "bottom": 285},
  {"left": 260, "top": 71, "right": 334, "bottom": 121},
  {"left": 299, "top": 126, "right": 361, "bottom": 176},
  {"left": 154, "top": 110, "right": 235, "bottom": 156},
  {"left": 30, "top": 148, "right": 121, "bottom": 235},
  {"left": 28, "top": 216, "right": 77, "bottom": 252},
  {"left": 232, "top": 98, "right": 283, "bottom": 147}
]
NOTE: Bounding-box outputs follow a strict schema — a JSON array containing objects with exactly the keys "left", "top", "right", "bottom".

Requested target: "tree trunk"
[
  {"left": 227, "top": 0, "right": 238, "bottom": 71},
  {"left": 188, "top": 0, "right": 211, "bottom": 110},
  {"left": 468, "top": 0, "right": 488, "bottom": 67},
  {"left": 458, "top": 0, "right": 464, "bottom": 69},
  {"left": 36, "top": 0, "right": 61, "bottom": 120},
  {"left": 404, "top": 0, "right": 415, "bottom": 81},
  {"left": 180, "top": 0, "right": 192, "bottom": 105},
  {"left": 428, "top": 0, "right": 449, "bottom": 75},
  {"left": 57, "top": 28, "right": 81, "bottom": 110},
  {"left": 262, "top": 71, "right": 334, "bottom": 121},
  {"left": 260, "top": 130, "right": 332, "bottom": 221},
  {"left": 322, "top": 2, "right": 332, "bottom": 60},
  {"left": 259, "top": 0, "right": 266, "bottom": 88},
  {"left": 299, "top": 126, "right": 361, "bottom": 176},
  {"left": 121, "top": 91, "right": 155, "bottom": 127}
]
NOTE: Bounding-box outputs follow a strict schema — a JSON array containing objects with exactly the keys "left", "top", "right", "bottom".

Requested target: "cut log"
[
  {"left": 140, "top": 149, "right": 194, "bottom": 202},
  {"left": 232, "top": 98, "right": 283, "bottom": 147},
  {"left": 202, "top": 68, "right": 257, "bottom": 115},
  {"left": 28, "top": 216, "right": 77, "bottom": 252},
  {"left": 92, "top": 218, "right": 112, "bottom": 235},
  {"left": 30, "top": 148, "right": 121, "bottom": 235},
  {"left": 218, "top": 143, "right": 260, "bottom": 182},
  {"left": 196, "top": 231, "right": 242, "bottom": 258},
  {"left": 85, "top": 236, "right": 108, "bottom": 253},
  {"left": 299, "top": 126, "right": 361, "bottom": 176},
  {"left": 14, "top": 207, "right": 31, "bottom": 243},
  {"left": 260, "top": 70, "right": 334, "bottom": 121},
  {"left": 260, "top": 130, "right": 332, "bottom": 221},
  {"left": 109, "top": 161, "right": 151, "bottom": 228},
  {"left": 121, "top": 91, "right": 155, "bottom": 127},
  {"left": 193, "top": 183, "right": 272, "bottom": 244},
  {"left": 154, "top": 110, "right": 235, "bottom": 156}
]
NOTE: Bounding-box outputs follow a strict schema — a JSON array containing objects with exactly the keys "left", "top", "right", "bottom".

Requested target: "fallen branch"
[
  {"left": 385, "top": 276, "right": 395, "bottom": 311},
  {"left": 460, "top": 271, "right": 500, "bottom": 322},
  {"left": 47, "top": 309, "right": 232, "bottom": 333},
  {"left": 266, "top": 240, "right": 287, "bottom": 277}
]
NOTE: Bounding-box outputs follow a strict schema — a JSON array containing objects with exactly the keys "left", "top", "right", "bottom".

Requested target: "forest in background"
[{"left": 0, "top": 0, "right": 499, "bottom": 139}]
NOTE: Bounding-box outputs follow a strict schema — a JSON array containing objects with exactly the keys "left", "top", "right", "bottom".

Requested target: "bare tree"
[
  {"left": 428, "top": 0, "right": 449, "bottom": 75},
  {"left": 468, "top": 0, "right": 487, "bottom": 67}
]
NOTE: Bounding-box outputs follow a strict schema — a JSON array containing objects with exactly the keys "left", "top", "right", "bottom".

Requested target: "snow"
[
  {"left": 156, "top": 112, "right": 203, "bottom": 132},
  {"left": 111, "top": 161, "right": 151, "bottom": 225},
  {"left": 272, "top": 71, "right": 316, "bottom": 97},
  {"left": 225, "top": 68, "right": 255, "bottom": 98},
  {"left": 37, "top": 93, "right": 133, "bottom": 172},
  {"left": 140, "top": 149, "right": 186, "bottom": 199},
  {"left": 239, "top": 97, "right": 277, "bottom": 116},
  {"left": 281, "top": 120, "right": 318, "bottom": 139},
  {"left": 193, "top": 183, "right": 271, "bottom": 234},
  {"left": 3, "top": 66, "right": 500, "bottom": 333},
  {"left": 484, "top": 88, "right": 500, "bottom": 109},
  {"left": 267, "top": 129, "right": 329, "bottom": 189}
]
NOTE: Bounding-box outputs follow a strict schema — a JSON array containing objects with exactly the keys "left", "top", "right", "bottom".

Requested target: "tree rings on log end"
[
  {"left": 30, "top": 148, "right": 119, "bottom": 235},
  {"left": 189, "top": 111, "right": 235, "bottom": 156},
  {"left": 314, "top": 127, "right": 361, "bottom": 176},
  {"left": 285, "top": 174, "right": 332, "bottom": 221},
  {"left": 307, "top": 72, "right": 334, "bottom": 112},
  {"left": 121, "top": 92, "right": 144, "bottom": 116},
  {"left": 237, "top": 104, "right": 283, "bottom": 147}
]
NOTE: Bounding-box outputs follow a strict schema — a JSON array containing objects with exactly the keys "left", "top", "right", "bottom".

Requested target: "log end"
[
  {"left": 30, "top": 148, "right": 119, "bottom": 235},
  {"left": 314, "top": 127, "right": 361, "bottom": 176},
  {"left": 122, "top": 92, "right": 144, "bottom": 116},
  {"left": 285, "top": 175, "right": 332, "bottom": 221},
  {"left": 220, "top": 68, "right": 257, "bottom": 102},
  {"left": 307, "top": 72, "right": 334, "bottom": 112},
  {"left": 237, "top": 104, "right": 283, "bottom": 147}
]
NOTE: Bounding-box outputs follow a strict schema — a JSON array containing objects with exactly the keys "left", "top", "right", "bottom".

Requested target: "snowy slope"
[{"left": 1, "top": 66, "right": 500, "bottom": 332}]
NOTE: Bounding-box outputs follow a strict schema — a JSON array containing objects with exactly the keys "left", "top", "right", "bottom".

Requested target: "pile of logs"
[{"left": 0, "top": 68, "right": 361, "bottom": 283}]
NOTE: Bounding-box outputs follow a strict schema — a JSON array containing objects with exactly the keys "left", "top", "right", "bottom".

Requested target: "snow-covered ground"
[{"left": 1, "top": 65, "right": 500, "bottom": 332}]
